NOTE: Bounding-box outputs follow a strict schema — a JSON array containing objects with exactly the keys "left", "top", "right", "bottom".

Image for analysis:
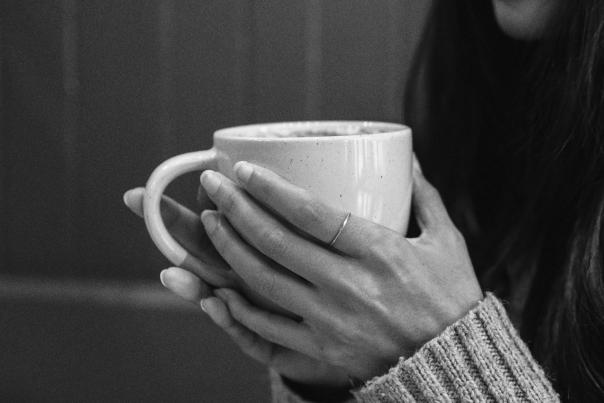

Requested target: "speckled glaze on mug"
[{"left": 144, "top": 121, "right": 412, "bottom": 286}]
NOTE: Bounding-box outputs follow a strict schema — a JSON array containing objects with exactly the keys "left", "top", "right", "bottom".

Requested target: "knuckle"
[
  {"left": 259, "top": 274, "right": 278, "bottom": 301},
  {"left": 295, "top": 193, "right": 322, "bottom": 225},
  {"left": 335, "top": 263, "right": 372, "bottom": 296},
  {"left": 260, "top": 228, "right": 289, "bottom": 257},
  {"left": 323, "top": 345, "right": 349, "bottom": 367},
  {"left": 238, "top": 338, "right": 256, "bottom": 357},
  {"left": 358, "top": 274, "right": 386, "bottom": 301},
  {"left": 424, "top": 182, "right": 442, "bottom": 202},
  {"left": 314, "top": 340, "right": 331, "bottom": 362},
  {"left": 365, "top": 232, "right": 402, "bottom": 264},
  {"left": 221, "top": 188, "right": 238, "bottom": 214},
  {"left": 254, "top": 323, "right": 276, "bottom": 344},
  {"left": 229, "top": 301, "right": 245, "bottom": 324},
  {"left": 243, "top": 338, "right": 267, "bottom": 363},
  {"left": 441, "top": 225, "right": 466, "bottom": 247},
  {"left": 209, "top": 219, "right": 229, "bottom": 251},
  {"left": 254, "top": 173, "right": 273, "bottom": 197},
  {"left": 310, "top": 327, "right": 346, "bottom": 364}
]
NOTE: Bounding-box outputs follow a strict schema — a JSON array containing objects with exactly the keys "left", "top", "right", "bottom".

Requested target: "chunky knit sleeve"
[
  {"left": 271, "top": 293, "right": 559, "bottom": 402},
  {"left": 354, "top": 293, "right": 559, "bottom": 402}
]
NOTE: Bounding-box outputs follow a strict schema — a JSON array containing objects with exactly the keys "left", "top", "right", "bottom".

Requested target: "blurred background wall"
[{"left": 0, "top": 0, "right": 430, "bottom": 401}]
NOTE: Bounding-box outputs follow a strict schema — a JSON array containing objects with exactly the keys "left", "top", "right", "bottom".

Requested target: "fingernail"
[
  {"left": 200, "top": 299, "right": 208, "bottom": 313},
  {"left": 159, "top": 269, "right": 168, "bottom": 287},
  {"left": 234, "top": 161, "right": 253, "bottom": 183},
  {"left": 201, "top": 210, "right": 218, "bottom": 233},
  {"left": 123, "top": 189, "right": 135, "bottom": 209},
  {"left": 200, "top": 171, "right": 221, "bottom": 195}
]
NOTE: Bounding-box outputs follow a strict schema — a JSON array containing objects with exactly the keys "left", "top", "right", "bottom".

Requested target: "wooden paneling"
[
  {"left": 304, "top": 0, "right": 323, "bottom": 118},
  {"left": 2, "top": 0, "right": 75, "bottom": 276},
  {"left": 0, "top": 0, "right": 430, "bottom": 280},
  {"left": 0, "top": 4, "right": 429, "bottom": 402},
  {"left": 0, "top": 11, "right": 5, "bottom": 272},
  {"left": 321, "top": 0, "right": 429, "bottom": 121},
  {"left": 389, "top": 0, "right": 432, "bottom": 121},
  {"left": 166, "top": 0, "right": 254, "bottom": 214},
  {"left": 61, "top": 0, "right": 79, "bottom": 275},
  {"left": 252, "top": 1, "right": 309, "bottom": 121},
  {"left": 0, "top": 2, "right": 431, "bottom": 400},
  {"left": 76, "top": 0, "right": 166, "bottom": 278}
]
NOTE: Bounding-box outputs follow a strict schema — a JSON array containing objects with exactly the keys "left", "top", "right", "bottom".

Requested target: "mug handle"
[{"left": 143, "top": 149, "right": 229, "bottom": 287}]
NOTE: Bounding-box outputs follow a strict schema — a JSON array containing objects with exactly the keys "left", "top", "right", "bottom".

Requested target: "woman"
[{"left": 124, "top": 0, "right": 604, "bottom": 401}]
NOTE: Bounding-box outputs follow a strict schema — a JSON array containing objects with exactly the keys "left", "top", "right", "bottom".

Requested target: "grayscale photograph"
[{"left": 1, "top": 0, "right": 603, "bottom": 401}]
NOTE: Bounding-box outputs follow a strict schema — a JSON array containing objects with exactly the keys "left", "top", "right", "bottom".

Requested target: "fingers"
[
  {"left": 199, "top": 171, "right": 346, "bottom": 285},
  {"left": 200, "top": 210, "right": 318, "bottom": 316},
  {"left": 197, "top": 184, "right": 214, "bottom": 210},
  {"left": 232, "top": 162, "right": 374, "bottom": 257},
  {"left": 159, "top": 268, "right": 278, "bottom": 363},
  {"left": 411, "top": 162, "right": 455, "bottom": 236},
  {"left": 123, "top": 187, "right": 228, "bottom": 270},
  {"left": 202, "top": 296, "right": 277, "bottom": 365},
  {"left": 205, "top": 295, "right": 343, "bottom": 386},
  {"left": 215, "top": 288, "right": 318, "bottom": 360},
  {"left": 160, "top": 267, "right": 212, "bottom": 301}
]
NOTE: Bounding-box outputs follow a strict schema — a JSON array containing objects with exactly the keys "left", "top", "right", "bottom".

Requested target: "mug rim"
[{"left": 214, "top": 120, "right": 410, "bottom": 141}]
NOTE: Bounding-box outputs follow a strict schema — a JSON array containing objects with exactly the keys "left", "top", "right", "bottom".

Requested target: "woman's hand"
[
  {"left": 160, "top": 267, "right": 352, "bottom": 390},
  {"left": 122, "top": 187, "right": 351, "bottom": 389},
  {"left": 123, "top": 187, "right": 232, "bottom": 294},
  {"left": 198, "top": 159, "right": 484, "bottom": 382}
]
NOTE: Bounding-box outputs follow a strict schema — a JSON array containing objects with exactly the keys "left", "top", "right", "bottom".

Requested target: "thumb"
[{"left": 411, "top": 156, "right": 454, "bottom": 234}]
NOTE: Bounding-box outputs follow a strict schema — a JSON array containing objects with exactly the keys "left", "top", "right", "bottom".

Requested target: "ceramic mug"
[{"left": 143, "top": 121, "right": 412, "bottom": 287}]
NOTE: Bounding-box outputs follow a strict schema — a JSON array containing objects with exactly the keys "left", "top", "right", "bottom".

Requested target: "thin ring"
[{"left": 329, "top": 212, "right": 351, "bottom": 247}]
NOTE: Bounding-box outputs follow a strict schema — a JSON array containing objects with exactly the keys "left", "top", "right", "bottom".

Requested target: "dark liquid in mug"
[{"left": 262, "top": 127, "right": 392, "bottom": 138}]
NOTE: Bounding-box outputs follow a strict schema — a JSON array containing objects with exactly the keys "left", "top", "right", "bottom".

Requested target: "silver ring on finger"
[{"left": 328, "top": 212, "right": 351, "bottom": 248}]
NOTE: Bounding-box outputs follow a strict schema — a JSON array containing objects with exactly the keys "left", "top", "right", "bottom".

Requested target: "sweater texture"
[{"left": 271, "top": 293, "right": 559, "bottom": 402}]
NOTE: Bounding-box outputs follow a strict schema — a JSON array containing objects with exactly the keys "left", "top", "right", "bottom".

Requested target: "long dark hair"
[{"left": 404, "top": 1, "right": 604, "bottom": 401}]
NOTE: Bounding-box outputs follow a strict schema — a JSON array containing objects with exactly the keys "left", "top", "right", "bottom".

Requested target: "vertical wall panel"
[
  {"left": 61, "top": 0, "right": 79, "bottom": 274},
  {"left": 77, "top": 0, "right": 165, "bottom": 278},
  {"left": 304, "top": 0, "right": 323, "bottom": 119},
  {"left": 2, "top": 0, "right": 74, "bottom": 276},
  {"left": 0, "top": 13, "right": 5, "bottom": 271},
  {"left": 171, "top": 0, "right": 254, "bottom": 152},
  {"left": 252, "top": 1, "right": 308, "bottom": 121},
  {"left": 321, "top": 1, "right": 397, "bottom": 120},
  {"left": 384, "top": 0, "right": 407, "bottom": 121},
  {"left": 155, "top": 0, "right": 254, "bottom": 245},
  {"left": 232, "top": 0, "right": 255, "bottom": 124},
  {"left": 158, "top": 0, "right": 177, "bottom": 159},
  {"left": 387, "top": 0, "right": 432, "bottom": 122},
  {"left": 1, "top": 1, "right": 429, "bottom": 279}
]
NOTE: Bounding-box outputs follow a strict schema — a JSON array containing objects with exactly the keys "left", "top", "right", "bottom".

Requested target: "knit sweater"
[{"left": 270, "top": 293, "right": 559, "bottom": 402}]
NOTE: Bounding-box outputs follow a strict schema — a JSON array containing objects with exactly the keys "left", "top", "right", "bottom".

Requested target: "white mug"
[{"left": 144, "top": 121, "right": 412, "bottom": 287}]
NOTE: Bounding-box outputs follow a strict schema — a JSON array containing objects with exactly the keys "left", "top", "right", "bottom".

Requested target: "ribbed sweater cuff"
[{"left": 354, "top": 293, "right": 558, "bottom": 402}]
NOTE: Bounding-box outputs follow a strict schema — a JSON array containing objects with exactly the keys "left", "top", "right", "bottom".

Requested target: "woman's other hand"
[
  {"left": 160, "top": 267, "right": 352, "bottom": 389},
  {"left": 122, "top": 187, "right": 350, "bottom": 389},
  {"left": 122, "top": 187, "right": 232, "bottom": 296},
  {"left": 198, "top": 159, "right": 484, "bottom": 382}
]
